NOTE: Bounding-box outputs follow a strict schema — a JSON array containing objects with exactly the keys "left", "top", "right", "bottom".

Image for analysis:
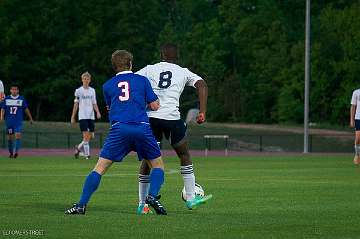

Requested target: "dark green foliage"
[{"left": 0, "top": 0, "right": 359, "bottom": 124}]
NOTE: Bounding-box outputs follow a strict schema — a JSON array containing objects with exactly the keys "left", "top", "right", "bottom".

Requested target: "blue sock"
[
  {"left": 79, "top": 171, "right": 102, "bottom": 206},
  {"left": 149, "top": 168, "right": 164, "bottom": 197},
  {"left": 15, "top": 139, "right": 21, "bottom": 153},
  {"left": 8, "top": 140, "right": 13, "bottom": 154}
]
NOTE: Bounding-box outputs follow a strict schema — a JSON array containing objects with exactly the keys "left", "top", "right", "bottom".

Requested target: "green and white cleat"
[
  {"left": 186, "top": 194, "right": 213, "bottom": 210},
  {"left": 137, "top": 204, "right": 153, "bottom": 215}
]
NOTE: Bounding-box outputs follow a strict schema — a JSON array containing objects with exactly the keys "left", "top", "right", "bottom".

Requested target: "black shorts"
[
  {"left": 149, "top": 118, "right": 187, "bottom": 147},
  {"left": 355, "top": 120, "right": 360, "bottom": 131},
  {"left": 79, "top": 119, "right": 95, "bottom": 132}
]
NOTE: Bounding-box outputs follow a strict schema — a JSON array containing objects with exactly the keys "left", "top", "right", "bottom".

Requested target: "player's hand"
[
  {"left": 196, "top": 112, "right": 206, "bottom": 124},
  {"left": 71, "top": 117, "right": 76, "bottom": 124},
  {"left": 148, "top": 100, "right": 160, "bottom": 111},
  {"left": 350, "top": 119, "right": 355, "bottom": 128},
  {"left": 96, "top": 112, "right": 101, "bottom": 119}
]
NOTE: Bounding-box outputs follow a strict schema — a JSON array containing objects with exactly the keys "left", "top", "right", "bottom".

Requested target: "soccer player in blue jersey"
[
  {"left": 0, "top": 84, "right": 34, "bottom": 158},
  {"left": 65, "top": 50, "right": 167, "bottom": 215}
]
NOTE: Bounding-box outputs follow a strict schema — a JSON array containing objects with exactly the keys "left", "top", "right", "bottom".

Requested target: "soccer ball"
[{"left": 181, "top": 183, "right": 205, "bottom": 201}]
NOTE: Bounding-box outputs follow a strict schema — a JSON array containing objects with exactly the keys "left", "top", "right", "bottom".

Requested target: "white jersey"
[
  {"left": 136, "top": 62, "right": 203, "bottom": 120},
  {"left": 0, "top": 80, "right": 4, "bottom": 93},
  {"left": 74, "top": 86, "right": 97, "bottom": 120}
]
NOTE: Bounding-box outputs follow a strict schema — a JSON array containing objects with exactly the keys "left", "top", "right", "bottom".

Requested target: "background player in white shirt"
[
  {"left": 350, "top": 89, "right": 360, "bottom": 164},
  {"left": 136, "top": 43, "right": 212, "bottom": 213},
  {"left": 71, "top": 72, "right": 101, "bottom": 160},
  {"left": 0, "top": 80, "right": 5, "bottom": 101}
]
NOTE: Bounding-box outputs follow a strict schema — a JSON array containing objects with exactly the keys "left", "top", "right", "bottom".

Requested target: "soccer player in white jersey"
[
  {"left": 350, "top": 88, "right": 360, "bottom": 164},
  {"left": 71, "top": 72, "right": 101, "bottom": 160},
  {"left": 136, "top": 43, "right": 212, "bottom": 213},
  {"left": 0, "top": 80, "right": 5, "bottom": 102}
]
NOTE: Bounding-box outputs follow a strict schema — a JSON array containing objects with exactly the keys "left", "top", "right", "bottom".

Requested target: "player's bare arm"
[
  {"left": 0, "top": 108, "right": 4, "bottom": 121},
  {"left": 25, "top": 108, "right": 34, "bottom": 124},
  {"left": 93, "top": 104, "right": 101, "bottom": 119},
  {"left": 194, "top": 80, "right": 208, "bottom": 124},
  {"left": 71, "top": 102, "right": 79, "bottom": 124},
  {"left": 148, "top": 99, "right": 160, "bottom": 111},
  {"left": 350, "top": 104, "right": 356, "bottom": 128}
]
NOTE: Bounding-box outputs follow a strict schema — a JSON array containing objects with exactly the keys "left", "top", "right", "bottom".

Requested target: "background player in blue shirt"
[
  {"left": 65, "top": 50, "right": 167, "bottom": 215},
  {"left": 0, "top": 84, "right": 34, "bottom": 158}
]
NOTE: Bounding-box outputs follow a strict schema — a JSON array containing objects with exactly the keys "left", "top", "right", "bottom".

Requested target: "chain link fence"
[{"left": 2, "top": 131, "right": 354, "bottom": 153}]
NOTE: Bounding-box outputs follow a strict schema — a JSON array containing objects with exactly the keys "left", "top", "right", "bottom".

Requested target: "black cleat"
[
  {"left": 65, "top": 203, "right": 86, "bottom": 215},
  {"left": 74, "top": 146, "right": 80, "bottom": 159},
  {"left": 145, "top": 195, "right": 167, "bottom": 215},
  {"left": 85, "top": 156, "right": 91, "bottom": 160},
  {"left": 13, "top": 153, "right": 18, "bottom": 158},
  {"left": 9, "top": 153, "right": 13, "bottom": 158}
]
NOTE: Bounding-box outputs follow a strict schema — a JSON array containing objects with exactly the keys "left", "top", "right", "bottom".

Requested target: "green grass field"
[{"left": 1, "top": 155, "right": 360, "bottom": 239}]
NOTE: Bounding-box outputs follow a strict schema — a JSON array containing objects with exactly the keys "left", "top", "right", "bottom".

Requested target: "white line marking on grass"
[
  {"left": 203, "top": 178, "right": 358, "bottom": 185},
  {"left": 204, "top": 178, "right": 243, "bottom": 181},
  {"left": 0, "top": 169, "right": 179, "bottom": 177}
]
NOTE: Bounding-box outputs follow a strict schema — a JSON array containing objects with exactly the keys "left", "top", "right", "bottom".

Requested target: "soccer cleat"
[
  {"left": 137, "top": 204, "right": 153, "bottom": 215},
  {"left": 65, "top": 203, "right": 86, "bottom": 215},
  {"left": 354, "top": 155, "right": 360, "bottom": 165},
  {"left": 145, "top": 195, "right": 167, "bottom": 215},
  {"left": 74, "top": 146, "right": 80, "bottom": 159},
  {"left": 13, "top": 153, "right": 18, "bottom": 158},
  {"left": 9, "top": 153, "right": 13, "bottom": 158},
  {"left": 186, "top": 194, "right": 213, "bottom": 210},
  {"left": 85, "top": 156, "right": 91, "bottom": 160}
]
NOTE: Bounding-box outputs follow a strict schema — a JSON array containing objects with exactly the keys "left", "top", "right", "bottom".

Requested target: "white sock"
[
  {"left": 77, "top": 141, "right": 85, "bottom": 152},
  {"left": 355, "top": 144, "right": 360, "bottom": 156},
  {"left": 83, "top": 141, "right": 90, "bottom": 156},
  {"left": 138, "top": 174, "right": 150, "bottom": 205},
  {"left": 181, "top": 165, "right": 195, "bottom": 201}
]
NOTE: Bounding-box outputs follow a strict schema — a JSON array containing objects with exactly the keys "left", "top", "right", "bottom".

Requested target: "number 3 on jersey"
[
  {"left": 118, "top": 81, "right": 130, "bottom": 101},
  {"left": 158, "top": 71, "right": 172, "bottom": 89}
]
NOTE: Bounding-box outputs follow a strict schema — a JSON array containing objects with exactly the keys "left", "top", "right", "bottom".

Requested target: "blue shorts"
[
  {"left": 355, "top": 120, "right": 360, "bottom": 131},
  {"left": 6, "top": 124, "right": 22, "bottom": 134},
  {"left": 99, "top": 122, "right": 161, "bottom": 162}
]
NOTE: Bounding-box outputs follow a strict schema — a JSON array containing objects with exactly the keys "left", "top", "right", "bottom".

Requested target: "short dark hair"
[
  {"left": 111, "top": 50, "right": 133, "bottom": 72},
  {"left": 10, "top": 84, "right": 19, "bottom": 89},
  {"left": 161, "top": 43, "right": 178, "bottom": 61}
]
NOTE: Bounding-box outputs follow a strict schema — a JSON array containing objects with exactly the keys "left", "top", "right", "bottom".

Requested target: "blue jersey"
[
  {"left": 2, "top": 95, "right": 28, "bottom": 126},
  {"left": 103, "top": 71, "right": 158, "bottom": 124}
]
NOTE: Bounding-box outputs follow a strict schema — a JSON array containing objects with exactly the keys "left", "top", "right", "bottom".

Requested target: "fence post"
[
  {"left": 35, "top": 132, "right": 39, "bottom": 148},
  {"left": 67, "top": 133, "right": 70, "bottom": 149},
  {"left": 259, "top": 135, "right": 263, "bottom": 152},
  {"left": 99, "top": 133, "right": 103, "bottom": 148},
  {"left": 2, "top": 130, "right": 5, "bottom": 148},
  {"left": 309, "top": 134, "right": 313, "bottom": 153}
]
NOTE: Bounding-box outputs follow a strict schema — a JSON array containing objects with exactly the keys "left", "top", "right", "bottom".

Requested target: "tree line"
[{"left": 0, "top": 0, "right": 359, "bottom": 125}]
